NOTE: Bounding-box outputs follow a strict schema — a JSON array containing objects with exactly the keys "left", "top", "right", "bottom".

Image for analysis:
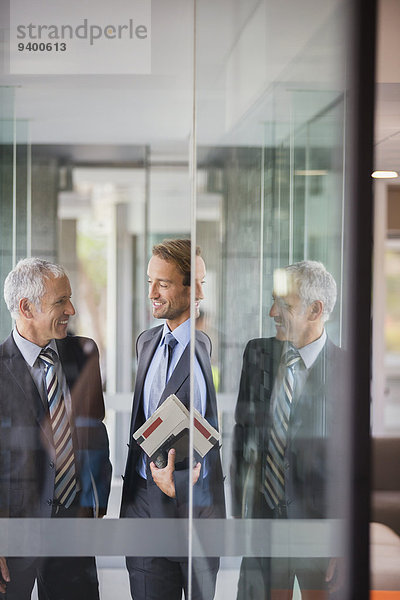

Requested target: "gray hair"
[
  {"left": 285, "top": 260, "right": 337, "bottom": 322},
  {"left": 4, "top": 258, "right": 67, "bottom": 319}
]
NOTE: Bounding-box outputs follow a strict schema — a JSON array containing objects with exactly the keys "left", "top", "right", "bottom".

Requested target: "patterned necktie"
[
  {"left": 264, "top": 347, "right": 301, "bottom": 509},
  {"left": 148, "top": 332, "right": 178, "bottom": 415},
  {"left": 39, "top": 349, "right": 77, "bottom": 508}
]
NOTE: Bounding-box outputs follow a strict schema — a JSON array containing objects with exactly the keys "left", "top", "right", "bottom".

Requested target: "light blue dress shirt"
[
  {"left": 271, "top": 329, "right": 327, "bottom": 411},
  {"left": 139, "top": 318, "right": 207, "bottom": 478}
]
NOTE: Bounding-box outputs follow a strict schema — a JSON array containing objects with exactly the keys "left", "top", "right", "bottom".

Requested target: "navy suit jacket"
[
  {"left": 231, "top": 336, "right": 345, "bottom": 519},
  {"left": 0, "top": 334, "right": 112, "bottom": 518},
  {"left": 120, "top": 324, "right": 226, "bottom": 519}
]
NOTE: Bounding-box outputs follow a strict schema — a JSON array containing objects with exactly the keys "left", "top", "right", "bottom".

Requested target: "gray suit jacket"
[
  {"left": 0, "top": 334, "right": 112, "bottom": 518},
  {"left": 120, "top": 324, "right": 225, "bottom": 518}
]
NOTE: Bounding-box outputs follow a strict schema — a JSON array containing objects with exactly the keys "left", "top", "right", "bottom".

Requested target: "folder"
[{"left": 133, "top": 394, "right": 221, "bottom": 468}]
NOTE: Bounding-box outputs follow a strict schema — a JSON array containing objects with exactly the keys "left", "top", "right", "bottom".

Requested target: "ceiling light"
[{"left": 371, "top": 171, "right": 398, "bottom": 179}]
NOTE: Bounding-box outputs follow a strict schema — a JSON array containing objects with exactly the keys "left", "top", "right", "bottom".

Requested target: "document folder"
[{"left": 133, "top": 394, "right": 221, "bottom": 468}]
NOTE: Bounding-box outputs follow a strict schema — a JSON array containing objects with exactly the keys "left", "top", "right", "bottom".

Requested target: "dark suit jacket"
[
  {"left": 0, "top": 334, "right": 112, "bottom": 518},
  {"left": 120, "top": 324, "right": 225, "bottom": 519},
  {"left": 231, "top": 336, "right": 344, "bottom": 520}
]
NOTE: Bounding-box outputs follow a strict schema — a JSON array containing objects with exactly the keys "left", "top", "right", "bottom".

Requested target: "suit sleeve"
[
  {"left": 0, "top": 399, "right": 10, "bottom": 518},
  {"left": 231, "top": 343, "right": 250, "bottom": 517},
  {"left": 71, "top": 339, "right": 112, "bottom": 517}
]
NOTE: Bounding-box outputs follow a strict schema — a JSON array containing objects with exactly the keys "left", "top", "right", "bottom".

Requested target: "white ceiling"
[
  {"left": 0, "top": 0, "right": 397, "bottom": 169},
  {"left": 0, "top": 0, "right": 344, "bottom": 150}
]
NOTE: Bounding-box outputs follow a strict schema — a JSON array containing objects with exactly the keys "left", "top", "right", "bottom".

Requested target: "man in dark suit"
[
  {"left": 120, "top": 239, "right": 225, "bottom": 600},
  {"left": 0, "top": 258, "right": 112, "bottom": 599},
  {"left": 231, "top": 260, "right": 344, "bottom": 599}
]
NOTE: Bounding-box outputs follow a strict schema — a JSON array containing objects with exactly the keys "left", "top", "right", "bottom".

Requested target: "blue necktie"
[{"left": 148, "top": 332, "right": 178, "bottom": 415}]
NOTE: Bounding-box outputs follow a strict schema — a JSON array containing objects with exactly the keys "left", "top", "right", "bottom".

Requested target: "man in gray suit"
[
  {"left": 0, "top": 258, "right": 111, "bottom": 599},
  {"left": 231, "top": 260, "right": 344, "bottom": 599},
  {"left": 121, "top": 239, "right": 225, "bottom": 600}
]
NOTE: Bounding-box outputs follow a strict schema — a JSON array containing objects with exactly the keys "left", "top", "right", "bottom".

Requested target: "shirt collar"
[
  {"left": 161, "top": 318, "right": 190, "bottom": 348},
  {"left": 13, "top": 327, "right": 58, "bottom": 367},
  {"left": 295, "top": 329, "right": 327, "bottom": 369}
]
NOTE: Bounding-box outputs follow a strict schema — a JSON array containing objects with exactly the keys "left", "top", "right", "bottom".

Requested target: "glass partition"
[
  {"left": 0, "top": 0, "right": 373, "bottom": 598},
  {"left": 193, "top": 1, "right": 361, "bottom": 598}
]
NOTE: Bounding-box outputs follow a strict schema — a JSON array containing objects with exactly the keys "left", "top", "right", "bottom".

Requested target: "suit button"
[
  {"left": 49, "top": 461, "right": 55, "bottom": 468},
  {"left": 47, "top": 499, "right": 52, "bottom": 506}
]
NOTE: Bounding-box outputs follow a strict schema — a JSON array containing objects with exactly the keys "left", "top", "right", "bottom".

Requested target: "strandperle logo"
[{"left": 16, "top": 18, "right": 148, "bottom": 46}]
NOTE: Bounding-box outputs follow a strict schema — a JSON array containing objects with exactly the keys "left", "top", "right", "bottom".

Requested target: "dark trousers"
[
  {"left": 236, "top": 491, "right": 334, "bottom": 600},
  {"left": 1, "top": 499, "right": 99, "bottom": 600},
  {"left": 3, "top": 555, "right": 99, "bottom": 600},
  {"left": 125, "top": 482, "right": 219, "bottom": 600},
  {"left": 237, "top": 556, "right": 331, "bottom": 600}
]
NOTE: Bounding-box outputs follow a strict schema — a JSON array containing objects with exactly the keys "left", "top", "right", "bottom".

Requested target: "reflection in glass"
[{"left": 231, "top": 262, "right": 345, "bottom": 598}]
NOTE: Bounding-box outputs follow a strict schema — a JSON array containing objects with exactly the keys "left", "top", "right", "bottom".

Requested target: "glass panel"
[
  {"left": 383, "top": 242, "right": 400, "bottom": 431},
  {"left": 0, "top": 87, "right": 31, "bottom": 339},
  {"left": 0, "top": 0, "right": 372, "bottom": 598},
  {"left": 1, "top": 1, "right": 195, "bottom": 597},
  {"left": 371, "top": 199, "right": 400, "bottom": 594},
  {"left": 0, "top": 86, "right": 15, "bottom": 340},
  {"left": 194, "top": 0, "right": 353, "bottom": 598}
]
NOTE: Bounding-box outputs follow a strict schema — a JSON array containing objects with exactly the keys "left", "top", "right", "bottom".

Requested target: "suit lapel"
[
  {"left": 195, "top": 333, "right": 217, "bottom": 423},
  {"left": 56, "top": 338, "right": 78, "bottom": 392},
  {"left": 2, "top": 335, "right": 52, "bottom": 445},
  {"left": 159, "top": 343, "right": 190, "bottom": 405},
  {"left": 271, "top": 339, "right": 283, "bottom": 384},
  {"left": 157, "top": 331, "right": 216, "bottom": 422},
  {"left": 195, "top": 334, "right": 213, "bottom": 389},
  {"left": 290, "top": 343, "right": 327, "bottom": 440},
  {"left": 131, "top": 327, "right": 163, "bottom": 428}
]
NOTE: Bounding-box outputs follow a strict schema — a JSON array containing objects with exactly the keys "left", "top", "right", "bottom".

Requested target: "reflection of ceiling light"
[
  {"left": 295, "top": 170, "right": 327, "bottom": 176},
  {"left": 371, "top": 170, "right": 399, "bottom": 178},
  {"left": 273, "top": 269, "right": 289, "bottom": 296}
]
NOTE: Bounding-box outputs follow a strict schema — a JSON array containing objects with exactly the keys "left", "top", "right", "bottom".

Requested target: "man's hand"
[
  {"left": 150, "top": 449, "right": 202, "bottom": 497},
  {"left": 191, "top": 461, "right": 201, "bottom": 486},
  {"left": 0, "top": 556, "right": 10, "bottom": 593},
  {"left": 150, "top": 448, "right": 177, "bottom": 497}
]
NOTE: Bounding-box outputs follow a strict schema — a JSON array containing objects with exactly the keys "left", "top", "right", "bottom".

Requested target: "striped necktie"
[
  {"left": 148, "top": 332, "right": 178, "bottom": 415},
  {"left": 39, "top": 349, "right": 77, "bottom": 509},
  {"left": 264, "top": 347, "right": 301, "bottom": 510}
]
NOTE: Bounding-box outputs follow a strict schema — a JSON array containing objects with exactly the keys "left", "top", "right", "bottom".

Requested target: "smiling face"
[
  {"left": 269, "top": 275, "right": 325, "bottom": 348},
  {"left": 269, "top": 288, "right": 309, "bottom": 347},
  {"left": 147, "top": 255, "right": 205, "bottom": 330},
  {"left": 17, "top": 275, "right": 75, "bottom": 347}
]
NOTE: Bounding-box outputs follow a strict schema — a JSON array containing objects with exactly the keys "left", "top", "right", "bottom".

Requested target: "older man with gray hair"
[
  {"left": 231, "top": 260, "right": 344, "bottom": 599},
  {"left": 0, "top": 258, "right": 111, "bottom": 600}
]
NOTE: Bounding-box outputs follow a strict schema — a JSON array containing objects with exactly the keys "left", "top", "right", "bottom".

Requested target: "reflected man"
[
  {"left": 0, "top": 258, "right": 112, "bottom": 600},
  {"left": 120, "top": 239, "right": 225, "bottom": 600},
  {"left": 231, "top": 260, "right": 343, "bottom": 599}
]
